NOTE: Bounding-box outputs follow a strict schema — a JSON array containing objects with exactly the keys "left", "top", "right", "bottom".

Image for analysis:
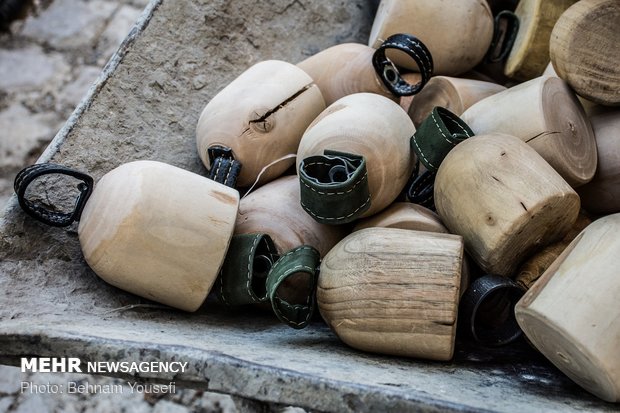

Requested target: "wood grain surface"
[
  {"left": 408, "top": 76, "right": 506, "bottom": 127},
  {"left": 461, "top": 76, "right": 597, "bottom": 187},
  {"left": 78, "top": 161, "right": 239, "bottom": 311},
  {"left": 196, "top": 60, "right": 325, "bottom": 187},
  {"left": 317, "top": 227, "right": 463, "bottom": 360},
  {"left": 516, "top": 214, "right": 620, "bottom": 402},
  {"left": 369, "top": 0, "right": 494, "bottom": 75},
  {"left": 578, "top": 110, "right": 620, "bottom": 214},
  {"left": 434, "top": 134, "right": 580, "bottom": 277},
  {"left": 297, "top": 43, "right": 410, "bottom": 106},
  {"left": 505, "top": 0, "right": 577, "bottom": 80},
  {"left": 297, "top": 93, "right": 415, "bottom": 218},
  {"left": 550, "top": 0, "right": 620, "bottom": 105}
]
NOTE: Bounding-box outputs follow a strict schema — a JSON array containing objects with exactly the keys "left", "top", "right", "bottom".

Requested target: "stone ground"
[{"left": 0, "top": 1, "right": 305, "bottom": 412}]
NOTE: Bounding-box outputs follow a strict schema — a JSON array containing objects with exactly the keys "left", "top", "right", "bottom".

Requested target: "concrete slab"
[{"left": 0, "top": 0, "right": 616, "bottom": 412}]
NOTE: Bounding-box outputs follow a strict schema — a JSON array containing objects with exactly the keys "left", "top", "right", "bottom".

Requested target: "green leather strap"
[
  {"left": 216, "top": 233, "right": 278, "bottom": 305},
  {"left": 217, "top": 233, "right": 320, "bottom": 329},
  {"left": 267, "top": 246, "right": 320, "bottom": 330},
  {"left": 410, "top": 107, "right": 474, "bottom": 172},
  {"left": 299, "top": 151, "right": 370, "bottom": 225}
]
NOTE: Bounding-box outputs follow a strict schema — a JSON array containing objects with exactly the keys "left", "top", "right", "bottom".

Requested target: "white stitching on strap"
[
  {"left": 301, "top": 172, "right": 368, "bottom": 196},
  {"left": 411, "top": 133, "right": 438, "bottom": 170},
  {"left": 245, "top": 235, "right": 262, "bottom": 299}
]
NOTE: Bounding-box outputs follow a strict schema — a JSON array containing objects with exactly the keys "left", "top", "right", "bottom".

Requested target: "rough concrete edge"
[
  {"left": 0, "top": 328, "right": 486, "bottom": 413},
  {"left": 0, "top": 0, "right": 164, "bottom": 219}
]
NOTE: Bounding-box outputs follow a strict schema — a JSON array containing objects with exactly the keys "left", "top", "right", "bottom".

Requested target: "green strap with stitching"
[
  {"left": 298, "top": 150, "right": 370, "bottom": 225},
  {"left": 217, "top": 233, "right": 320, "bottom": 329},
  {"left": 410, "top": 106, "right": 474, "bottom": 172},
  {"left": 266, "top": 246, "right": 320, "bottom": 330}
]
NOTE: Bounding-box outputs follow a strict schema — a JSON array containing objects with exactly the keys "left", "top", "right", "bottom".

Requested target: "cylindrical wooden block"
[
  {"left": 505, "top": 0, "right": 577, "bottom": 81},
  {"left": 578, "top": 111, "right": 620, "bottom": 215},
  {"left": 516, "top": 214, "right": 620, "bottom": 402},
  {"left": 399, "top": 72, "right": 424, "bottom": 113},
  {"left": 353, "top": 202, "right": 447, "bottom": 234},
  {"left": 461, "top": 76, "right": 597, "bottom": 187},
  {"left": 435, "top": 134, "right": 580, "bottom": 277},
  {"left": 297, "top": 93, "right": 415, "bottom": 218},
  {"left": 78, "top": 161, "right": 239, "bottom": 312},
  {"left": 543, "top": 63, "right": 610, "bottom": 116},
  {"left": 368, "top": 0, "right": 494, "bottom": 76},
  {"left": 550, "top": 0, "right": 620, "bottom": 106},
  {"left": 196, "top": 60, "right": 326, "bottom": 188},
  {"left": 317, "top": 227, "right": 464, "bottom": 360},
  {"left": 353, "top": 202, "right": 471, "bottom": 295},
  {"left": 236, "top": 175, "right": 347, "bottom": 257},
  {"left": 408, "top": 76, "right": 506, "bottom": 127},
  {"left": 297, "top": 43, "right": 413, "bottom": 106},
  {"left": 515, "top": 213, "right": 591, "bottom": 290}
]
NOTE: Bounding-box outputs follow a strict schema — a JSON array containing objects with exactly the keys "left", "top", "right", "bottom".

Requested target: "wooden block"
[
  {"left": 353, "top": 202, "right": 447, "bottom": 234},
  {"left": 505, "top": 0, "right": 577, "bottom": 81},
  {"left": 550, "top": 0, "right": 620, "bottom": 106},
  {"left": 78, "top": 161, "right": 239, "bottom": 312},
  {"left": 297, "top": 93, "right": 415, "bottom": 218},
  {"left": 461, "top": 76, "right": 597, "bottom": 187},
  {"left": 516, "top": 214, "right": 620, "bottom": 402},
  {"left": 236, "top": 175, "right": 348, "bottom": 257},
  {"left": 515, "top": 213, "right": 591, "bottom": 290},
  {"left": 297, "top": 43, "right": 411, "bottom": 106},
  {"left": 368, "top": 0, "right": 494, "bottom": 76},
  {"left": 578, "top": 110, "right": 620, "bottom": 215},
  {"left": 408, "top": 76, "right": 506, "bottom": 127},
  {"left": 434, "top": 134, "right": 580, "bottom": 277},
  {"left": 317, "top": 227, "right": 463, "bottom": 360},
  {"left": 353, "top": 202, "right": 472, "bottom": 296},
  {"left": 196, "top": 60, "right": 326, "bottom": 187}
]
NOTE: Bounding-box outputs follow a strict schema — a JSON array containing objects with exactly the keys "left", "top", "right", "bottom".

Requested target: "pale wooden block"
[{"left": 317, "top": 227, "right": 463, "bottom": 361}]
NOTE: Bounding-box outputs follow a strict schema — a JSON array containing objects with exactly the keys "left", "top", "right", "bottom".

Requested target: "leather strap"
[
  {"left": 407, "top": 107, "right": 474, "bottom": 211},
  {"left": 216, "top": 233, "right": 279, "bottom": 305},
  {"left": 299, "top": 151, "right": 370, "bottom": 225},
  {"left": 460, "top": 274, "right": 526, "bottom": 347},
  {"left": 485, "top": 10, "right": 520, "bottom": 64},
  {"left": 217, "top": 233, "right": 321, "bottom": 329},
  {"left": 207, "top": 145, "right": 242, "bottom": 188},
  {"left": 406, "top": 161, "right": 436, "bottom": 210},
  {"left": 411, "top": 107, "right": 474, "bottom": 172},
  {"left": 372, "top": 33, "right": 433, "bottom": 96},
  {"left": 14, "top": 163, "right": 94, "bottom": 227},
  {"left": 267, "top": 245, "right": 320, "bottom": 330}
]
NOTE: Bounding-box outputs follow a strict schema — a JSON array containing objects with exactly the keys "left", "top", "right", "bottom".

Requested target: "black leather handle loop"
[
  {"left": 485, "top": 11, "right": 520, "bottom": 64},
  {"left": 460, "top": 274, "right": 526, "bottom": 347},
  {"left": 14, "top": 163, "right": 94, "bottom": 227},
  {"left": 207, "top": 145, "right": 242, "bottom": 188},
  {"left": 406, "top": 160, "right": 436, "bottom": 211},
  {"left": 372, "top": 33, "right": 434, "bottom": 96}
]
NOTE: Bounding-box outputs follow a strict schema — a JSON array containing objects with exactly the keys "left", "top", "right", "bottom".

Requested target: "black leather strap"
[
  {"left": 14, "top": 163, "right": 94, "bottom": 227},
  {"left": 406, "top": 160, "right": 436, "bottom": 210},
  {"left": 207, "top": 146, "right": 242, "bottom": 188},
  {"left": 485, "top": 11, "right": 520, "bottom": 64},
  {"left": 372, "top": 33, "right": 434, "bottom": 96},
  {"left": 460, "top": 274, "right": 526, "bottom": 347}
]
